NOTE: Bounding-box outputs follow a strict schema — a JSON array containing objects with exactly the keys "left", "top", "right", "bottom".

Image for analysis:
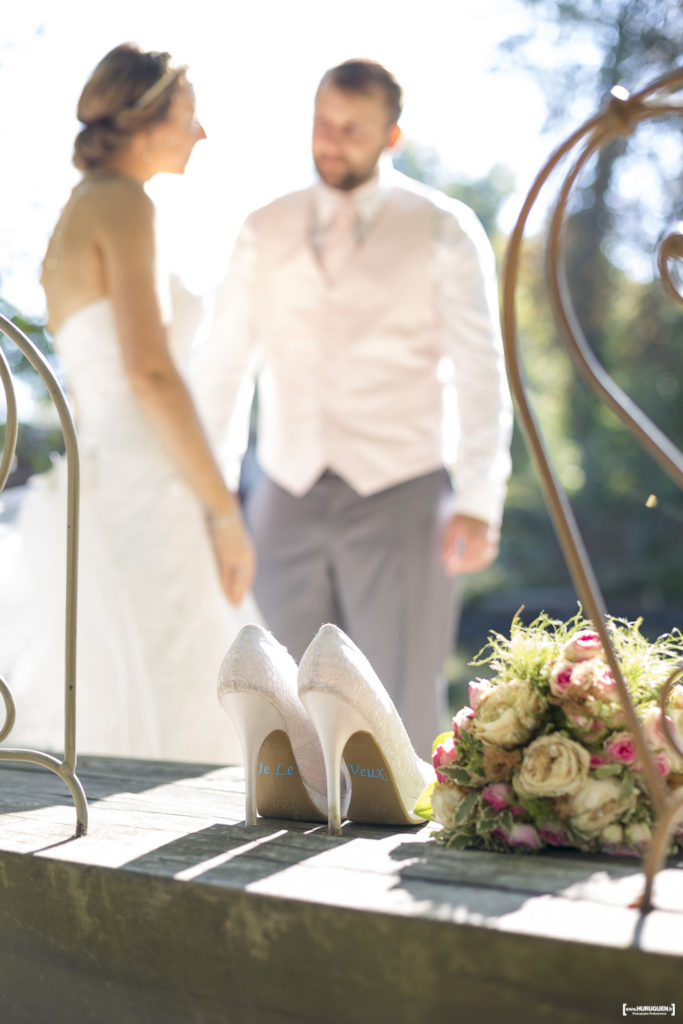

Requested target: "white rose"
[
  {"left": 566, "top": 777, "right": 635, "bottom": 835},
  {"left": 570, "top": 657, "right": 611, "bottom": 696},
  {"left": 625, "top": 822, "right": 652, "bottom": 849},
  {"left": 600, "top": 823, "right": 623, "bottom": 846},
  {"left": 431, "top": 782, "right": 474, "bottom": 827},
  {"left": 514, "top": 732, "right": 590, "bottom": 798},
  {"left": 471, "top": 678, "right": 546, "bottom": 749}
]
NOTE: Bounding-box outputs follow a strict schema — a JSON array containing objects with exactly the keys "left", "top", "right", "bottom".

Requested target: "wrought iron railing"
[
  {"left": 0, "top": 314, "right": 88, "bottom": 836},
  {"left": 501, "top": 68, "right": 682, "bottom": 911}
]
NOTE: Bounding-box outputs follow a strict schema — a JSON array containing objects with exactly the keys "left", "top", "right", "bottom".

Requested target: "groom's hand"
[{"left": 441, "top": 514, "right": 499, "bottom": 576}]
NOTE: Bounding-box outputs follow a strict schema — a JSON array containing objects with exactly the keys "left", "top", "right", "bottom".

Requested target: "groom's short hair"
[{"left": 317, "top": 59, "right": 403, "bottom": 125}]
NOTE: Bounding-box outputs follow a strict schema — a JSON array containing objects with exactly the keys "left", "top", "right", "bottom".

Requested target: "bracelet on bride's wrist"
[{"left": 210, "top": 511, "right": 240, "bottom": 529}]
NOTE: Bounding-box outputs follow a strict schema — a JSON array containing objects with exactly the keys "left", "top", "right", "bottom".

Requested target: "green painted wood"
[{"left": 0, "top": 757, "right": 681, "bottom": 1024}]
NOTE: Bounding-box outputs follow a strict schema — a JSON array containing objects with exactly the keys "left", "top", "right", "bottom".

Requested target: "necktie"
[{"left": 319, "top": 196, "right": 357, "bottom": 282}]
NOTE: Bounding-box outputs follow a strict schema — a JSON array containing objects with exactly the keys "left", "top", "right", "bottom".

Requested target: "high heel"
[
  {"left": 298, "top": 624, "right": 435, "bottom": 835},
  {"left": 218, "top": 624, "right": 350, "bottom": 825}
]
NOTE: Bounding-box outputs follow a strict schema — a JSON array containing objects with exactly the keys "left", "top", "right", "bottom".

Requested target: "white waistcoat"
[{"left": 251, "top": 185, "right": 444, "bottom": 496}]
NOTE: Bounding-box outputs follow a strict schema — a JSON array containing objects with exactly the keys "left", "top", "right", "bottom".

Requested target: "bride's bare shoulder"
[
  {"left": 73, "top": 175, "right": 153, "bottom": 220},
  {"left": 50, "top": 178, "right": 155, "bottom": 254}
]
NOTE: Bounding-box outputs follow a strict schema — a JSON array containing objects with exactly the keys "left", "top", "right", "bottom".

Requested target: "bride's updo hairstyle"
[{"left": 74, "top": 43, "right": 186, "bottom": 171}]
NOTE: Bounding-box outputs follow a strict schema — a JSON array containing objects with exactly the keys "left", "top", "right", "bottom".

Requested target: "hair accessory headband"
[{"left": 131, "top": 65, "right": 186, "bottom": 110}]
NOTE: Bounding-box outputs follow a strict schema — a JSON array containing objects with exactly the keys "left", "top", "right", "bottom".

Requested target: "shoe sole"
[
  {"left": 344, "top": 731, "right": 422, "bottom": 827},
  {"left": 255, "top": 730, "right": 327, "bottom": 824}
]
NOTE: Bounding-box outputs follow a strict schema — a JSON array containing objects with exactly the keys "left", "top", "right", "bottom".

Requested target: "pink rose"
[
  {"left": 640, "top": 705, "right": 667, "bottom": 748},
  {"left": 550, "top": 657, "right": 609, "bottom": 702},
  {"left": 589, "top": 753, "right": 610, "bottom": 768},
  {"left": 653, "top": 751, "right": 672, "bottom": 778},
  {"left": 591, "top": 666, "right": 616, "bottom": 699},
  {"left": 482, "top": 782, "right": 515, "bottom": 811},
  {"left": 507, "top": 823, "right": 542, "bottom": 850},
  {"left": 570, "top": 658, "right": 610, "bottom": 695},
  {"left": 549, "top": 660, "right": 574, "bottom": 697},
  {"left": 565, "top": 704, "right": 609, "bottom": 743},
  {"left": 566, "top": 709, "right": 593, "bottom": 731},
  {"left": 432, "top": 735, "right": 458, "bottom": 783},
  {"left": 604, "top": 731, "right": 637, "bottom": 765},
  {"left": 561, "top": 630, "right": 603, "bottom": 662},
  {"left": 492, "top": 822, "right": 542, "bottom": 850},
  {"left": 639, "top": 706, "right": 679, "bottom": 775},
  {"left": 538, "top": 823, "right": 570, "bottom": 846},
  {"left": 468, "top": 679, "right": 494, "bottom": 710},
  {"left": 452, "top": 705, "right": 475, "bottom": 737},
  {"left": 632, "top": 749, "right": 671, "bottom": 779}
]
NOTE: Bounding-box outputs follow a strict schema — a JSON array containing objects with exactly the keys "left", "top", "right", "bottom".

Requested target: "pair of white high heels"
[{"left": 218, "top": 623, "right": 434, "bottom": 835}]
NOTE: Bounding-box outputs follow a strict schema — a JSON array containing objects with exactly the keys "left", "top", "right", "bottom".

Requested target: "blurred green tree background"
[
  {"left": 0, "top": 297, "right": 64, "bottom": 488},
  {"left": 399, "top": 0, "right": 683, "bottom": 702}
]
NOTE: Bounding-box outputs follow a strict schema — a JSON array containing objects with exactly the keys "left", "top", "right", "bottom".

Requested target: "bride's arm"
[{"left": 95, "top": 180, "right": 254, "bottom": 605}]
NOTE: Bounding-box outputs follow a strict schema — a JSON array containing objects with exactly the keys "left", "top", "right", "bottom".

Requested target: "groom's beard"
[{"left": 313, "top": 154, "right": 381, "bottom": 192}]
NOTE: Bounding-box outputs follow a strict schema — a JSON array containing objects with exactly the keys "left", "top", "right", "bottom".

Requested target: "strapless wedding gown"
[{"left": 0, "top": 288, "right": 259, "bottom": 763}]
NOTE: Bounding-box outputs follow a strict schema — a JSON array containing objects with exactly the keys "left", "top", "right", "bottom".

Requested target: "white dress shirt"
[{"left": 192, "top": 164, "right": 512, "bottom": 527}]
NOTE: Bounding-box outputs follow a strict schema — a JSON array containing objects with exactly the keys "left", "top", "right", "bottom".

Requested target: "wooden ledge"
[{"left": 0, "top": 757, "right": 681, "bottom": 1023}]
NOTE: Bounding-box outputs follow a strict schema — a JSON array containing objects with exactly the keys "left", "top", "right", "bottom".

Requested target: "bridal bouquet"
[{"left": 423, "top": 611, "right": 683, "bottom": 856}]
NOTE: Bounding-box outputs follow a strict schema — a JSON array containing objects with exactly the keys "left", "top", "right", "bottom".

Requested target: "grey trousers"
[{"left": 245, "top": 469, "right": 459, "bottom": 758}]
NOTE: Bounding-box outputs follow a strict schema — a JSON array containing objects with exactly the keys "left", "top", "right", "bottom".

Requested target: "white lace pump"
[
  {"left": 298, "top": 623, "right": 435, "bottom": 835},
  {"left": 218, "top": 623, "right": 350, "bottom": 825}
]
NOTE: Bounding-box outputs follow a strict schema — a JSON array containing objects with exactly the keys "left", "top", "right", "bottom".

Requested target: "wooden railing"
[{"left": 0, "top": 314, "right": 88, "bottom": 836}]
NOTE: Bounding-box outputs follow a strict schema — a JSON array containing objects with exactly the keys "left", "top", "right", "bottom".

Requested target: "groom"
[{"left": 194, "top": 59, "right": 512, "bottom": 756}]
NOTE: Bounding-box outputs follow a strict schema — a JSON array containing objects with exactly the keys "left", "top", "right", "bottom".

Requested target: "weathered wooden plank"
[{"left": 0, "top": 845, "right": 680, "bottom": 1024}]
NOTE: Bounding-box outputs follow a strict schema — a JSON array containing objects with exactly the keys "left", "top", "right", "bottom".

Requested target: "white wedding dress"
[{"left": 0, "top": 283, "right": 259, "bottom": 763}]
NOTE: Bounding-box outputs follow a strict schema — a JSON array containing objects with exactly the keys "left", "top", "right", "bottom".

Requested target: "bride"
[{"left": 0, "top": 44, "right": 259, "bottom": 763}]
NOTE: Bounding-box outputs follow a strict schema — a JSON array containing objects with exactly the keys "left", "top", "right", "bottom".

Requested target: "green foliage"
[
  {"left": 0, "top": 421, "right": 64, "bottom": 483},
  {"left": 413, "top": 781, "right": 437, "bottom": 822},
  {"left": 0, "top": 297, "right": 63, "bottom": 484},
  {"left": 469, "top": 607, "right": 683, "bottom": 702},
  {"left": 443, "top": 729, "right": 485, "bottom": 786},
  {"left": 394, "top": 143, "right": 515, "bottom": 240},
  {"left": 481, "top": 0, "right": 683, "bottom": 632},
  {"left": 444, "top": 165, "right": 516, "bottom": 240},
  {"left": 500, "top": 0, "right": 683, "bottom": 126},
  {"left": 0, "top": 296, "right": 54, "bottom": 379},
  {"left": 470, "top": 607, "right": 574, "bottom": 682}
]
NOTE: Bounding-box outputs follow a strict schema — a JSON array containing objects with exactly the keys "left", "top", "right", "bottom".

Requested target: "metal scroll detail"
[
  {"left": 501, "top": 69, "right": 682, "bottom": 911},
  {"left": 0, "top": 314, "right": 87, "bottom": 836}
]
